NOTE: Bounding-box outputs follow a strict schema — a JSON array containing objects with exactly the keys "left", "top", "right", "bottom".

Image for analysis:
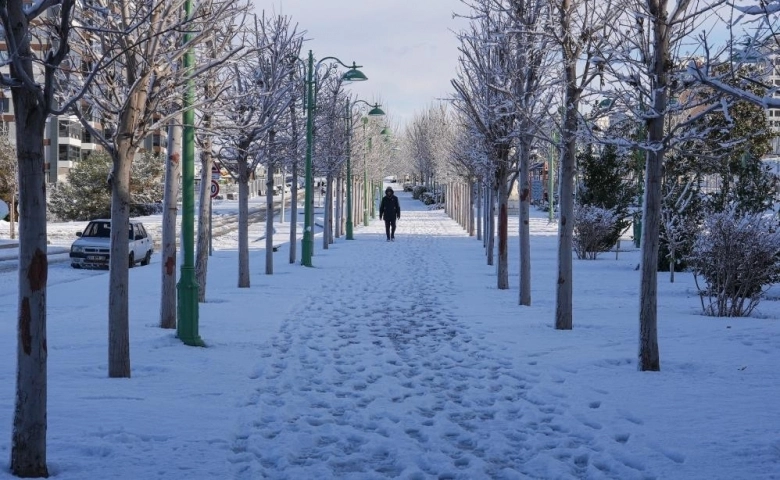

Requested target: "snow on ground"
[{"left": 0, "top": 189, "right": 778, "bottom": 479}]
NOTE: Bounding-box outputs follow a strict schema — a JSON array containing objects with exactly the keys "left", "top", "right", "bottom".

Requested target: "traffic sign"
[
  {"left": 210, "top": 180, "right": 220, "bottom": 199},
  {"left": 211, "top": 164, "right": 221, "bottom": 181}
]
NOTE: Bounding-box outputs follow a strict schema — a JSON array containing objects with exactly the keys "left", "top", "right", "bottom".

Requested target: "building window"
[
  {"left": 0, "top": 97, "right": 9, "bottom": 113},
  {"left": 58, "top": 144, "right": 81, "bottom": 162}
]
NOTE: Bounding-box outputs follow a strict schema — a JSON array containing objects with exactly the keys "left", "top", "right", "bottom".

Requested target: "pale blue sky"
[{"left": 267, "top": 0, "right": 467, "bottom": 129}]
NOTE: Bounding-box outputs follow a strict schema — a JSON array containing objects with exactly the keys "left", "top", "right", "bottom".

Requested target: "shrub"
[
  {"left": 687, "top": 209, "right": 780, "bottom": 317},
  {"left": 573, "top": 205, "right": 619, "bottom": 260},
  {"left": 48, "top": 151, "right": 164, "bottom": 221},
  {"left": 412, "top": 185, "right": 427, "bottom": 200}
]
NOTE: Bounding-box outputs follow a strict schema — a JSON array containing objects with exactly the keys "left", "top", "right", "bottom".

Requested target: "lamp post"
[
  {"left": 345, "top": 100, "right": 384, "bottom": 240},
  {"left": 302, "top": 50, "right": 367, "bottom": 266},
  {"left": 362, "top": 117, "right": 370, "bottom": 226},
  {"left": 177, "top": 0, "right": 204, "bottom": 346}
]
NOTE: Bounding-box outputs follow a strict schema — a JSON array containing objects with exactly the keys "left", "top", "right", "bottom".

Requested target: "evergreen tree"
[
  {"left": 658, "top": 151, "right": 703, "bottom": 272},
  {"left": 700, "top": 66, "right": 777, "bottom": 214},
  {"left": 0, "top": 135, "right": 17, "bottom": 221},
  {"left": 48, "top": 151, "right": 163, "bottom": 221},
  {"left": 577, "top": 143, "right": 636, "bottom": 247}
]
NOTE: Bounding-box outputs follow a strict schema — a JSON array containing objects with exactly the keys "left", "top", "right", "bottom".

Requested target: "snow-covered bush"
[
  {"left": 420, "top": 190, "right": 445, "bottom": 206},
  {"left": 687, "top": 209, "right": 780, "bottom": 317},
  {"left": 573, "top": 205, "right": 619, "bottom": 260},
  {"left": 412, "top": 185, "right": 427, "bottom": 200}
]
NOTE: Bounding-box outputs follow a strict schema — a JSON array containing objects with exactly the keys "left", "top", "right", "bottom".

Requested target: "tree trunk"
[
  {"left": 487, "top": 187, "right": 495, "bottom": 266},
  {"left": 555, "top": 81, "right": 579, "bottom": 331},
  {"left": 238, "top": 156, "right": 250, "bottom": 288},
  {"left": 519, "top": 140, "right": 532, "bottom": 306},
  {"left": 11, "top": 89, "right": 49, "bottom": 478},
  {"left": 476, "top": 181, "right": 482, "bottom": 241},
  {"left": 265, "top": 165, "right": 274, "bottom": 275},
  {"left": 9, "top": 190, "right": 16, "bottom": 239},
  {"left": 335, "top": 175, "right": 342, "bottom": 238},
  {"left": 160, "top": 118, "right": 181, "bottom": 327},
  {"left": 638, "top": 0, "right": 668, "bottom": 372},
  {"left": 109, "top": 140, "right": 134, "bottom": 378},
  {"left": 323, "top": 175, "right": 331, "bottom": 250},
  {"left": 497, "top": 167, "right": 510, "bottom": 290},
  {"left": 289, "top": 163, "right": 298, "bottom": 264},
  {"left": 640, "top": 148, "right": 662, "bottom": 370},
  {"left": 195, "top": 138, "right": 214, "bottom": 303}
]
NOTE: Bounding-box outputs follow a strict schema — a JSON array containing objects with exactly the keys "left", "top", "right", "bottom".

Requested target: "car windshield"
[
  {"left": 82, "top": 222, "right": 134, "bottom": 239},
  {"left": 82, "top": 222, "right": 111, "bottom": 238}
]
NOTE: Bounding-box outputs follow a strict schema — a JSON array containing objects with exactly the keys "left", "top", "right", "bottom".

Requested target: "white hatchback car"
[{"left": 70, "top": 219, "right": 154, "bottom": 269}]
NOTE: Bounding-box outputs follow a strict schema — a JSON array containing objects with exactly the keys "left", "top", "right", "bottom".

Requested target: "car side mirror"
[{"left": 76, "top": 232, "right": 82, "bottom": 237}]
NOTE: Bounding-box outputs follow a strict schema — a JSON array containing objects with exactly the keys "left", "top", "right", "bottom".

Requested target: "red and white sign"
[
  {"left": 211, "top": 164, "right": 221, "bottom": 181},
  {"left": 210, "top": 180, "right": 220, "bottom": 199}
]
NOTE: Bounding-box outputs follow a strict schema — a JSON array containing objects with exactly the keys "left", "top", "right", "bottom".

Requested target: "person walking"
[{"left": 379, "top": 186, "right": 401, "bottom": 241}]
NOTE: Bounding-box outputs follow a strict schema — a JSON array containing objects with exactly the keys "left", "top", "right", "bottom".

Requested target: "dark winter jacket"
[{"left": 379, "top": 194, "right": 401, "bottom": 222}]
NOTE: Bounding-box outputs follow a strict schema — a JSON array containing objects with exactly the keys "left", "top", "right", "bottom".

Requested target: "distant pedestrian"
[{"left": 379, "top": 187, "right": 401, "bottom": 241}]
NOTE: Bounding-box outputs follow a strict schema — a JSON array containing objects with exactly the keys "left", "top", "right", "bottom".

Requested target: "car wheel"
[
  {"left": 71, "top": 263, "right": 80, "bottom": 269},
  {"left": 129, "top": 252, "right": 135, "bottom": 268},
  {"left": 141, "top": 250, "right": 152, "bottom": 266}
]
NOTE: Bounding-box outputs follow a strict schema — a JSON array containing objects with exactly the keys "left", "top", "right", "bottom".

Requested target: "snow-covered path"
[
  {"left": 230, "top": 198, "right": 646, "bottom": 479},
  {"left": 1, "top": 191, "right": 777, "bottom": 480}
]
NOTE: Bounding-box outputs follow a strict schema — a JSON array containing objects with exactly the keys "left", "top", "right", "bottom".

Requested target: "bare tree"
[
  {"left": 548, "top": 0, "right": 620, "bottom": 329},
  {"left": 453, "top": 0, "right": 519, "bottom": 288},
  {"left": 499, "top": 0, "right": 556, "bottom": 306},
  {"left": 0, "top": 0, "right": 77, "bottom": 474},
  {"left": 214, "top": 12, "right": 302, "bottom": 287},
  {"left": 62, "top": 0, "right": 244, "bottom": 377},
  {"left": 160, "top": 116, "right": 181, "bottom": 328},
  {"left": 597, "top": 0, "right": 727, "bottom": 369}
]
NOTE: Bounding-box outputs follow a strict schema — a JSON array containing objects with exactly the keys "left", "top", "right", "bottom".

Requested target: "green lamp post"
[
  {"left": 177, "top": 0, "right": 204, "bottom": 346},
  {"left": 302, "top": 50, "right": 367, "bottom": 266},
  {"left": 346, "top": 100, "right": 384, "bottom": 240}
]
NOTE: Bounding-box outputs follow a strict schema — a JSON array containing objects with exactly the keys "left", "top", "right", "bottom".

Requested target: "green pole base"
[
  {"left": 301, "top": 232, "right": 313, "bottom": 267},
  {"left": 177, "top": 267, "right": 204, "bottom": 347},
  {"left": 346, "top": 221, "right": 354, "bottom": 240}
]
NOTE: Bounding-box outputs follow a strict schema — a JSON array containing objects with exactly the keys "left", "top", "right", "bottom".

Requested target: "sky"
[
  {"left": 0, "top": 189, "right": 778, "bottom": 478},
  {"left": 267, "top": 0, "right": 467, "bottom": 130}
]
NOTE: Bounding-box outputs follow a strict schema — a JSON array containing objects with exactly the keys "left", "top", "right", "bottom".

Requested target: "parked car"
[{"left": 70, "top": 219, "right": 154, "bottom": 269}]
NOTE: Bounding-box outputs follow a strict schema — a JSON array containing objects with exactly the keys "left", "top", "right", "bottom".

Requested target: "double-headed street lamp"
[
  {"left": 345, "top": 100, "right": 384, "bottom": 240},
  {"left": 302, "top": 50, "right": 367, "bottom": 266}
]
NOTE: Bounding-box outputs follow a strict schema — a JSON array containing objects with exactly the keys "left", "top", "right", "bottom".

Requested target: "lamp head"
[
  {"left": 342, "top": 62, "right": 368, "bottom": 82},
  {"left": 368, "top": 104, "right": 385, "bottom": 116}
]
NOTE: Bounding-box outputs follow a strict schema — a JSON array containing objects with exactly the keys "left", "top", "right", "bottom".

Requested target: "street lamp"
[
  {"left": 177, "top": 0, "right": 204, "bottom": 346},
  {"left": 346, "top": 100, "right": 384, "bottom": 240},
  {"left": 302, "top": 50, "right": 367, "bottom": 266}
]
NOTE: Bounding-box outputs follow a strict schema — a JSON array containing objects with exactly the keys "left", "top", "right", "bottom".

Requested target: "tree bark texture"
[
  {"left": 11, "top": 88, "right": 49, "bottom": 478},
  {"left": 638, "top": 0, "right": 669, "bottom": 372},
  {"left": 289, "top": 163, "right": 299, "bottom": 264},
  {"left": 265, "top": 166, "right": 274, "bottom": 275},
  {"left": 555, "top": 51, "right": 579, "bottom": 331},
  {"left": 108, "top": 138, "right": 134, "bottom": 378},
  {"left": 238, "top": 156, "right": 250, "bottom": 288},
  {"left": 519, "top": 139, "right": 532, "bottom": 306},
  {"left": 160, "top": 119, "right": 181, "bottom": 327},
  {"left": 487, "top": 187, "right": 495, "bottom": 267},
  {"left": 497, "top": 167, "right": 510, "bottom": 290},
  {"left": 196, "top": 140, "right": 214, "bottom": 303}
]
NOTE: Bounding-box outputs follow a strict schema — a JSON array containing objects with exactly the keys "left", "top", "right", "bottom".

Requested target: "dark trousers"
[{"left": 384, "top": 219, "right": 396, "bottom": 239}]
